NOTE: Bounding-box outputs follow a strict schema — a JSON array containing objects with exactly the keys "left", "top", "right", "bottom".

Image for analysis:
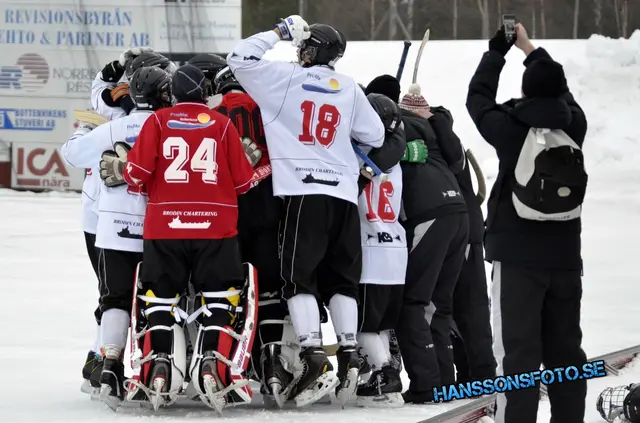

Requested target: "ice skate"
[
  {"left": 146, "top": 353, "right": 171, "bottom": 411},
  {"left": 99, "top": 358, "right": 125, "bottom": 411},
  {"left": 261, "top": 344, "right": 294, "bottom": 408},
  {"left": 198, "top": 350, "right": 227, "bottom": 414},
  {"left": 290, "top": 346, "right": 339, "bottom": 408},
  {"left": 335, "top": 345, "right": 360, "bottom": 406},
  {"left": 81, "top": 351, "right": 103, "bottom": 396},
  {"left": 356, "top": 365, "right": 404, "bottom": 408}
]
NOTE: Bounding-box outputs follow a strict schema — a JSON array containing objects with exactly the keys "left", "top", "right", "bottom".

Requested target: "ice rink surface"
[{"left": 2, "top": 31, "right": 640, "bottom": 422}]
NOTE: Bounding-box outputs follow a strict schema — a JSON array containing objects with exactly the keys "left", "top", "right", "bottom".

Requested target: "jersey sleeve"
[
  {"left": 226, "top": 31, "right": 295, "bottom": 124},
  {"left": 222, "top": 119, "right": 254, "bottom": 195},
  {"left": 124, "top": 114, "right": 161, "bottom": 186},
  {"left": 91, "top": 71, "right": 126, "bottom": 120},
  {"left": 60, "top": 124, "right": 115, "bottom": 169},
  {"left": 351, "top": 87, "right": 385, "bottom": 148}
]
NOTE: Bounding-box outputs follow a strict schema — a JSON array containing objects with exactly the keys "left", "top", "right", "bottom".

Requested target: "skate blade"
[
  {"left": 90, "top": 387, "right": 101, "bottom": 401},
  {"left": 336, "top": 368, "right": 359, "bottom": 407},
  {"left": 201, "top": 374, "right": 225, "bottom": 414},
  {"left": 80, "top": 379, "right": 93, "bottom": 394},
  {"left": 270, "top": 382, "right": 286, "bottom": 409},
  {"left": 150, "top": 378, "right": 165, "bottom": 412},
  {"left": 295, "top": 372, "right": 340, "bottom": 408},
  {"left": 99, "top": 385, "right": 121, "bottom": 411},
  {"left": 356, "top": 392, "right": 404, "bottom": 408}
]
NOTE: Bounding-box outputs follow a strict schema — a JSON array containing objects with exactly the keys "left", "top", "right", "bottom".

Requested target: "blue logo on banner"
[{"left": 0, "top": 108, "right": 66, "bottom": 131}]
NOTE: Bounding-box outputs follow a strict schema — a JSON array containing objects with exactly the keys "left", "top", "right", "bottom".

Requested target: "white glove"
[
  {"left": 242, "top": 137, "right": 262, "bottom": 167},
  {"left": 99, "top": 142, "right": 130, "bottom": 187},
  {"left": 276, "top": 15, "right": 310, "bottom": 46},
  {"left": 118, "top": 47, "right": 154, "bottom": 67}
]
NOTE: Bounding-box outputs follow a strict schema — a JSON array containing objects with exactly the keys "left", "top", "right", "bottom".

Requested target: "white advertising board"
[
  {"left": 11, "top": 141, "right": 85, "bottom": 190},
  {"left": 0, "top": 0, "right": 241, "bottom": 98}
]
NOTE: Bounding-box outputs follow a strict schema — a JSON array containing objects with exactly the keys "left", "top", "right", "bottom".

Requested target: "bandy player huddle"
[{"left": 65, "top": 13, "right": 409, "bottom": 413}]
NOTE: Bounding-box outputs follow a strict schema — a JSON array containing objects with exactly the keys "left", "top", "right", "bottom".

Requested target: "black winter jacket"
[
  {"left": 399, "top": 108, "right": 467, "bottom": 228},
  {"left": 466, "top": 48, "right": 587, "bottom": 270}
]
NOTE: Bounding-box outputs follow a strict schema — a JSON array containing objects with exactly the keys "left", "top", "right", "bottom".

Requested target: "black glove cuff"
[{"left": 118, "top": 95, "right": 135, "bottom": 115}]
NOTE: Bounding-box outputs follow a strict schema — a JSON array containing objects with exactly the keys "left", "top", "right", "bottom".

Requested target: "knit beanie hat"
[
  {"left": 399, "top": 83, "right": 432, "bottom": 118},
  {"left": 172, "top": 64, "right": 207, "bottom": 103},
  {"left": 522, "top": 59, "right": 569, "bottom": 98},
  {"left": 365, "top": 74, "right": 401, "bottom": 103}
]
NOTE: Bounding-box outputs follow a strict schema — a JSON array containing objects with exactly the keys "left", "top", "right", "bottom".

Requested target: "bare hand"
[{"left": 514, "top": 24, "right": 535, "bottom": 55}]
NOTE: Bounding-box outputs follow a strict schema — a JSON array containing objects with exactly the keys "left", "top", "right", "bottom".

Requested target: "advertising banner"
[
  {"left": 0, "top": 97, "right": 90, "bottom": 144},
  {"left": 11, "top": 141, "right": 85, "bottom": 190}
]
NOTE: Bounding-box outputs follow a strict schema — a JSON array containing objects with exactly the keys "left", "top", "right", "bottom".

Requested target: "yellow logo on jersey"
[
  {"left": 197, "top": 113, "right": 210, "bottom": 123},
  {"left": 329, "top": 78, "right": 340, "bottom": 90}
]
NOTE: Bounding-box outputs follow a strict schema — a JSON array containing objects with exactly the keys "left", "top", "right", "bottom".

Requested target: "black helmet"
[
  {"left": 125, "top": 52, "right": 176, "bottom": 80},
  {"left": 129, "top": 67, "right": 173, "bottom": 111},
  {"left": 367, "top": 93, "right": 402, "bottom": 133},
  {"left": 298, "top": 24, "right": 346, "bottom": 68},
  {"left": 213, "top": 66, "right": 243, "bottom": 95},
  {"left": 188, "top": 53, "right": 227, "bottom": 97}
]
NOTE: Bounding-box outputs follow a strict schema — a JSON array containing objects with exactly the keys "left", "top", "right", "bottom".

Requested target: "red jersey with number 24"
[{"left": 123, "top": 102, "right": 255, "bottom": 240}]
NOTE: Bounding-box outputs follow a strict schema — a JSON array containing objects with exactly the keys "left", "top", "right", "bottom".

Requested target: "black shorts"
[
  {"left": 98, "top": 248, "right": 142, "bottom": 313},
  {"left": 84, "top": 232, "right": 100, "bottom": 279},
  {"left": 279, "top": 194, "right": 362, "bottom": 304},
  {"left": 358, "top": 283, "right": 403, "bottom": 333},
  {"left": 140, "top": 238, "right": 245, "bottom": 297}
]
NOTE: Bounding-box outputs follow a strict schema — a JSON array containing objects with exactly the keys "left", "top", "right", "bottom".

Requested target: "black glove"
[
  {"left": 488, "top": 26, "right": 515, "bottom": 56},
  {"left": 100, "top": 60, "right": 125, "bottom": 83}
]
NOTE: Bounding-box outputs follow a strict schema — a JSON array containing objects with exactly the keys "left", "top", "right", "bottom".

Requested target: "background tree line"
[{"left": 242, "top": 0, "right": 639, "bottom": 41}]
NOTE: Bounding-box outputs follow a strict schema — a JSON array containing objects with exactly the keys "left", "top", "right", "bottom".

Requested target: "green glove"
[{"left": 402, "top": 139, "right": 428, "bottom": 163}]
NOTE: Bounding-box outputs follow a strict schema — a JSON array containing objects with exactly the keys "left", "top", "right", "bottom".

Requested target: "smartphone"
[{"left": 502, "top": 14, "right": 516, "bottom": 42}]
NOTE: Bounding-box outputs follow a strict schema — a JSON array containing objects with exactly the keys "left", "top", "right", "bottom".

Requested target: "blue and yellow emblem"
[{"left": 302, "top": 77, "right": 342, "bottom": 94}]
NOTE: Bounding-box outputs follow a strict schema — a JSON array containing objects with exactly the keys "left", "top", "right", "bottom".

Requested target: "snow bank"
[{"left": 265, "top": 36, "right": 640, "bottom": 193}]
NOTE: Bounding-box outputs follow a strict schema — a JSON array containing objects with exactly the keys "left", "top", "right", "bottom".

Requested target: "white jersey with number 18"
[
  {"left": 227, "top": 30, "right": 385, "bottom": 205},
  {"left": 358, "top": 164, "right": 407, "bottom": 286}
]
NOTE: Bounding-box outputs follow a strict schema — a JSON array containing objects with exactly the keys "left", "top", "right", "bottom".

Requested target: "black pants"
[
  {"left": 140, "top": 238, "right": 245, "bottom": 354},
  {"left": 84, "top": 231, "right": 103, "bottom": 324},
  {"left": 98, "top": 248, "right": 142, "bottom": 313},
  {"left": 492, "top": 261, "right": 587, "bottom": 423},
  {"left": 358, "top": 284, "right": 403, "bottom": 333},
  {"left": 452, "top": 242, "right": 496, "bottom": 381},
  {"left": 279, "top": 195, "right": 362, "bottom": 304},
  {"left": 396, "top": 212, "right": 469, "bottom": 395}
]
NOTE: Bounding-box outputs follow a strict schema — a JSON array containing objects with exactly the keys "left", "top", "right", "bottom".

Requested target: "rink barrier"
[{"left": 416, "top": 344, "right": 640, "bottom": 423}]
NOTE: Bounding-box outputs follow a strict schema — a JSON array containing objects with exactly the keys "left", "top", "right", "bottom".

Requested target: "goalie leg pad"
[
  {"left": 125, "top": 279, "right": 189, "bottom": 406},
  {"left": 187, "top": 262, "right": 258, "bottom": 410}
]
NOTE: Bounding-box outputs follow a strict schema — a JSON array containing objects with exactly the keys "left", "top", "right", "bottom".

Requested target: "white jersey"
[
  {"left": 228, "top": 31, "right": 385, "bottom": 205},
  {"left": 61, "top": 111, "right": 152, "bottom": 252},
  {"left": 81, "top": 70, "right": 128, "bottom": 235},
  {"left": 91, "top": 70, "right": 128, "bottom": 121},
  {"left": 358, "top": 164, "right": 407, "bottom": 285}
]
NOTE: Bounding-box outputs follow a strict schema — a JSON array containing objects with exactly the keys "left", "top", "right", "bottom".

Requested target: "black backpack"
[{"left": 512, "top": 128, "right": 588, "bottom": 221}]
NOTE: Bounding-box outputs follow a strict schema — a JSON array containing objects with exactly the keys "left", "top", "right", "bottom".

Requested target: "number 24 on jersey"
[{"left": 163, "top": 136, "right": 219, "bottom": 184}]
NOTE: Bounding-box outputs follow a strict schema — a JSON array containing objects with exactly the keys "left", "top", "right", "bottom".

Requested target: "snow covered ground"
[{"left": 2, "top": 32, "right": 640, "bottom": 422}]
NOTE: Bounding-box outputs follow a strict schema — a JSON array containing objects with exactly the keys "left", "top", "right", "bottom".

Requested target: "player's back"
[
  {"left": 264, "top": 66, "right": 363, "bottom": 203},
  {"left": 215, "top": 92, "right": 268, "bottom": 167},
  {"left": 148, "top": 103, "right": 238, "bottom": 204},
  {"left": 359, "top": 164, "right": 406, "bottom": 285}
]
